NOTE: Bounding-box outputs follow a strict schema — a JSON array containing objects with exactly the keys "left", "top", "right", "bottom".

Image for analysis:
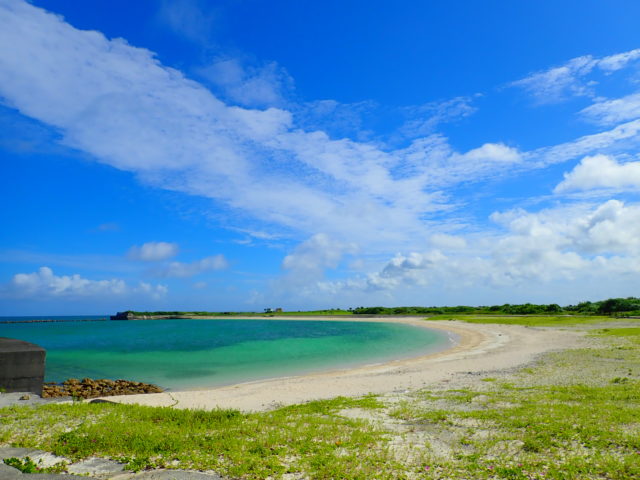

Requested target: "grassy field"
[
  {"left": 428, "top": 314, "right": 622, "bottom": 327},
  {"left": 1, "top": 317, "right": 639, "bottom": 479}
]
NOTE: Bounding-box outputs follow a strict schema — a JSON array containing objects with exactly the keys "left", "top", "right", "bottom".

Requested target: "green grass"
[
  {"left": 3, "top": 456, "right": 68, "bottom": 474},
  {"left": 596, "top": 327, "right": 640, "bottom": 343},
  {"left": 1, "top": 396, "right": 393, "bottom": 479},
  {"left": 427, "top": 314, "right": 623, "bottom": 327},
  {"left": 263, "top": 309, "right": 353, "bottom": 316}
]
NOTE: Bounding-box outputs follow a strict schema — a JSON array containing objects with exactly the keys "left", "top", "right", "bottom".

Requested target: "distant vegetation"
[
  {"left": 121, "top": 297, "right": 640, "bottom": 318},
  {"left": 351, "top": 296, "right": 640, "bottom": 316}
]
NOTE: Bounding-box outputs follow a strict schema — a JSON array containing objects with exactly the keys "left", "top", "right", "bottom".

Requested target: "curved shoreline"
[{"left": 100, "top": 317, "right": 582, "bottom": 411}]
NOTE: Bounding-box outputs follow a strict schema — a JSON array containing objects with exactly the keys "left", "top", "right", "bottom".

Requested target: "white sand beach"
[{"left": 101, "top": 317, "right": 583, "bottom": 412}]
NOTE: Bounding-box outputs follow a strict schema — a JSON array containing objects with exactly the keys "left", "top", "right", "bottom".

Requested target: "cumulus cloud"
[
  {"left": 128, "top": 242, "right": 179, "bottom": 261},
  {"left": 313, "top": 200, "right": 640, "bottom": 300},
  {"left": 394, "top": 136, "right": 523, "bottom": 188},
  {"left": 555, "top": 155, "right": 640, "bottom": 193},
  {"left": 282, "top": 234, "right": 357, "bottom": 282},
  {"left": 490, "top": 199, "right": 640, "bottom": 257},
  {"left": 459, "top": 142, "right": 521, "bottom": 164},
  {"left": 4, "top": 266, "right": 167, "bottom": 299},
  {"left": 510, "top": 49, "right": 640, "bottom": 104},
  {"left": 159, "top": 255, "right": 228, "bottom": 277}
]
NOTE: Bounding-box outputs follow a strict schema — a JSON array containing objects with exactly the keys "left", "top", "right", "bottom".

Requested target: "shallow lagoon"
[{"left": 1, "top": 319, "right": 452, "bottom": 390}]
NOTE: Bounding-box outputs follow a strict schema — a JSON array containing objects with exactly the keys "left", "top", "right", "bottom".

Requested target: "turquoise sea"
[{"left": 0, "top": 317, "right": 452, "bottom": 390}]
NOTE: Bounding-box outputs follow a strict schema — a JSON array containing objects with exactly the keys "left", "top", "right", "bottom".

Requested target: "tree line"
[
  {"left": 119, "top": 297, "right": 640, "bottom": 318},
  {"left": 351, "top": 297, "right": 640, "bottom": 316}
]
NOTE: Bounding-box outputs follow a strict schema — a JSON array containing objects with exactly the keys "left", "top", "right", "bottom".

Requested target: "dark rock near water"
[{"left": 43, "top": 378, "right": 163, "bottom": 399}]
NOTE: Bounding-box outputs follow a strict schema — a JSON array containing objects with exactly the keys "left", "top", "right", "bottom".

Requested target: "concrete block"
[{"left": 0, "top": 338, "right": 46, "bottom": 395}]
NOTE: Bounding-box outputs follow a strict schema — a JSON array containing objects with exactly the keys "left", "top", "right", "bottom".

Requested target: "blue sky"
[{"left": 2, "top": 0, "right": 640, "bottom": 314}]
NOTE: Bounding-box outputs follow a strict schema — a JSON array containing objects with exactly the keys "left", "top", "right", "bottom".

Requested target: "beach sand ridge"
[{"left": 99, "top": 318, "right": 583, "bottom": 411}]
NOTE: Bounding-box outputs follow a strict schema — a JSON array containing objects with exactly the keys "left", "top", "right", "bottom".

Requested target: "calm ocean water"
[{"left": 0, "top": 317, "right": 452, "bottom": 390}]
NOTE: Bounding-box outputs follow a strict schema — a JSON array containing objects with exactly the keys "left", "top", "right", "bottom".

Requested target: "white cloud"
[
  {"left": 459, "top": 142, "right": 521, "bottom": 164},
  {"left": 294, "top": 99, "right": 377, "bottom": 141},
  {"left": 310, "top": 200, "right": 640, "bottom": 302},
  {"left": 510, "top": 55, "right": 598, "bottom": 104},
  {"left": 393, "top": 136, "right": 522, "bottom": 189},
  {"left": 490, "top": 199, "right": 640, "bottom": 257},
  {"left": 160, "top": 255, "right": 228, "bottom": 277},
  {"left": 580, "top": 93, "right": 640, "bottom": 126},
  {"left": 555, "top": 155, "right": 640, "bottom": 193},
  {"left": 283, "top": 234, "right": 356, "bottom": 272},
  {"left": 0, "top": 1, "right": 528, "bottom": 258},
  {"left": 399, "top": 96, "right": 477, "bottom": 139},
  {"left": 128, "top": 242, "right": 179, "bottom": 261},
  {"left": 532, "top": 118, "right": 640, "bottom": 167},
  {"left": 136, "top": 281, "right": 169, "bottom": 299},
  {"left": 597, "top": 49, "right": 640, "bottom": 72},
  {"left": 4, "top": 266, "right": 167, "bottom": 299},
  {"left": 429, "top": 233, "right": 467, "bottom": 250},
  {"left": 200, "top": 58, "right": 293, "bottom": 108},
  {"left": 4, "top": 0, "right": 640, "bottom": 307},
  {"left": 510, "top": 49, "right": 640, "bottom": 104}
]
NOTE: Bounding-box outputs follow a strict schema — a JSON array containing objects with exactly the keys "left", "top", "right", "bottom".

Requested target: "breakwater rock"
[{"left": 42, "top": 378, "right": 163, "bottom": 399}]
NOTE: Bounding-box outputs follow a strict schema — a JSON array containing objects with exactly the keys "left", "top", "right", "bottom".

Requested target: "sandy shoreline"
[{"left": 101, "top": 317, "right": 583, "bottom": 411}]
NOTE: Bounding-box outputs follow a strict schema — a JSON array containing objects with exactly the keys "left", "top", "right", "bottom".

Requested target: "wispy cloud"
[
  {"left": 155, "top": 0, "right": 216, "bottom": 44},
  {"left": 128, "top": 242, "right": 179, "bottom": 262},
  {"left": 510, "top": 49, "right": 640, "bottom": 104},
  {"left": 530, "top": 118, "right": 640, "bottom": 167},
  {"left": 159, "top": 255, "right": 228, "bottom": 277},
  {"left": 398, "top": 96, "right": 477, "bottom": 139},
  {"left": 199, "top": 58, "right": 293, "bottom": 108},
  {"left": 95, "top": 222, "right": 120, "bottom": 232},
  {"left": 580, "top": 92, "right": 640, "bottom": 126}
]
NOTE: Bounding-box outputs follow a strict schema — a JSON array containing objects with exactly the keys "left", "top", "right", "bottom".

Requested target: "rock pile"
[{"left": 42, "top": 378, "right": 163, "bottom": 399}]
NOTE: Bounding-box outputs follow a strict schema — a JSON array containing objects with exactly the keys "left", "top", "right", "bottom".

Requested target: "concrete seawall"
[{"left": 0, "top": 337, "right": 45, "bottom": 395}]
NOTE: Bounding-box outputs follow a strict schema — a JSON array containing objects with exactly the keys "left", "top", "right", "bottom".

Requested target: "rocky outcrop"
[
  {"left": 109, "top": 311, "right": 135, "bottom": 320},
  {"left": 42, "top": 378, "right": 163, "bottom": 399}
]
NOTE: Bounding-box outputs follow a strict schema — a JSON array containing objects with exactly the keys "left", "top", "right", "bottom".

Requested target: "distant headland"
[{"left": 110, "top": 297, "right": 640, "bottom": 320}]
